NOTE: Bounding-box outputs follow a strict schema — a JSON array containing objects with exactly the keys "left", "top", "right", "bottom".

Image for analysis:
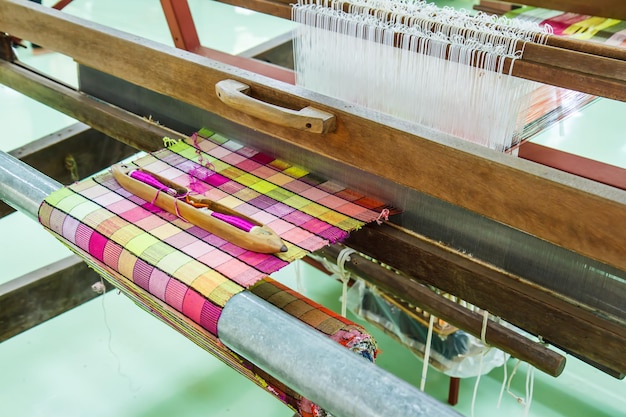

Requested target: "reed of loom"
[{"left": 291, "top": 0, "right": 626, "bottom": 101}]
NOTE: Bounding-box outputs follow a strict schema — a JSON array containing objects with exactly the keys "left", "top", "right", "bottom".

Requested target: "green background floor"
[{"left": 1, "top": 1, "right": 624, "bottom": 416}]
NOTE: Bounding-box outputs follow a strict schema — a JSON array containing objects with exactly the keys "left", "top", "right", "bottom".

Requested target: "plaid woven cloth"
[{"left": 38, "top": 128, "right": 388, "bottom": 415}]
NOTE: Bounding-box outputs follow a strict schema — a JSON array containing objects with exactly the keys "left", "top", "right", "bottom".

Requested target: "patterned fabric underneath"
[{"left": 38, "top": 129, "right": 388, "bottom": 415}]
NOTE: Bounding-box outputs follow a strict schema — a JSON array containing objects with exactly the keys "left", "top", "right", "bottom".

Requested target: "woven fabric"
[
  {"left": 38, "top": 129, "right": 390, "bottom": 415},
  {"left": 38, "top": 129, "right": 391, "bottom": 337}
]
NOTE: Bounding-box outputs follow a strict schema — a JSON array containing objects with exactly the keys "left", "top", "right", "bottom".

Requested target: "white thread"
[
  {"left": 497, "top": 351, "right": 509, "bottom": 408},
  {"left": 471, "top": 310, "right": 490, "bottom": 417},
  {"left": 96, "top": 275, "right": 138, "bottom": 393},
  {"left": 292, "top": 0, "right": 548, "bottom": 152},
  {"left": 420, "top": 313, "right": 436, "bottom": 391},
  {"left": 523, "top": 363, "right": 535, "bottom": 416},
  {"left": 294, "top": 259, "right": 306, "bottom": 295},
  {"left": 336, "top": 247, "right": 357, "bottom": 317}
]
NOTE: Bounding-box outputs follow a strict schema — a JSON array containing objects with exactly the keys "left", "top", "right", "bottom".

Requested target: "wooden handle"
[{"left": 215, "top": 79, "right": 336, "bottom": 134}]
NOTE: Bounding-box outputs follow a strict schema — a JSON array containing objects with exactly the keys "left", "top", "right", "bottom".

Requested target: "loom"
[{"left": 0, "top": 0, "right": 625, "bottom": 415}]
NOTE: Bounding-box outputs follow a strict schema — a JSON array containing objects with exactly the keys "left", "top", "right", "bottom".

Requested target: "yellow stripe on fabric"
[
  {"left": 191, "top": 270, "right": 243, "bottom": 306},
  {"left": 210, "top": 159, "right": 229, "bottom": 172},
  {"left": 126, "top": 234, "right": 161, "bottom": 257},
  {"left": 250, "top": 180, "right": 278, "bottom": 195},
  {"left": 82, "top": 208, "right": 116, "bottom": 229},
  {"left": 151, "top": 223, "right": 184, "bottom": 240},
  {"left": 318, "top": 211, "right": 352, "bottom": 227},
  {"left": 283, "top": 194, "right": 311, "bottom": 209},
  {"left": 177, "top": 146, "right": 200, "bottom": 161},
  {"left": 118, "top": 250, "right": 138, "bottom": 278},
  {"left": 237, "top": 173, "right": 260, "bottom": 188},
  {"left": 157, "top": 251, "right": 195, "bottom": 283},
  {"left": 175, "top": 262, "right": 214, "bottom": 284},
  {"left": 283, "top": 166, "right": 308, "bottom": 178},
  {"left": 167, "top": 140, "right": 191, "bottom": 154},
  {"left": 141, "top": 241, "right": 176, "bottom": 264},
  {"left": 299, "top": 202, "right": 330, "bottom": 218},
  {"left": 218, "top": 195, "right": 244, "bottom": 209},
  {"left": 334, "top": 217, "right": 365, "bottom": 231},
  {"left": 69, "top": 200, "right": 103, "bottom": 221},
  {"left": 110, "top": 224, "right": 144, "bottom": 247},
  {"left": 52, "top": 191, "right": 87, "bottom": 213},
  {"left": 220, "top": 166, "right": 246, "bottom": 180}
]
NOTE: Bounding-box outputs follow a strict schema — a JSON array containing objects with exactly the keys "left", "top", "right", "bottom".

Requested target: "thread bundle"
[{"left": 292, "top": 0, "right": 552, "bottom": 151}]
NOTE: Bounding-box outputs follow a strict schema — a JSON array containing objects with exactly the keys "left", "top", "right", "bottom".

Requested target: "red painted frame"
[{"left": 160, "top": 0, "right": 294, "bottom": 84}]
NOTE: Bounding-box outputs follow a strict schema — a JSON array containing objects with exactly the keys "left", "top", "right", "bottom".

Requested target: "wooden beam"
[
  {"left": 0, "top": 123, "right": 139, "bottom": 219},
  {"left": 0, "top": 61, "right": 183, "bottom": 152},
  {"left": 215, "top": 0, "right": 292, "bottom": 20},
  {"left": 0, "top": 256, "right": 110, "bottom": 342},
  {"left": 343, "top": 223, "right": 626, "bottom": 374},
  {"left": 0, "top": 1, "right": 625, "bottom": 273},
  {"left": 315, "top": 245, "right": 567, "bottom": 377},
  {"left": 517, "top": 0, "right": 626, "bottom": 20}
]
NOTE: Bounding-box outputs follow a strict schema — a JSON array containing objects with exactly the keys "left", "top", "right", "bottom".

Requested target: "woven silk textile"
[
  {"left": 38, "top": 129, "right": 387, "bottom": 415},
  {"left": 38, "top": 129, "right": 390, "bottom": 335}
]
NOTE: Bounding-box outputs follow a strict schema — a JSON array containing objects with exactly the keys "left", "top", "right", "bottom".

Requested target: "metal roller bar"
[
  {"left": 0, "top": 150, "right": 463, "bottom": 417},
  {"left": 0, "top": 150, "right": 61, "bottom": 221}
]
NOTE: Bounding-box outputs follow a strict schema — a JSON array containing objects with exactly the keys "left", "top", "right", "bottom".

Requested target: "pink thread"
[
  {"left": 150, "top": 189, "right": 161, "bottom": 206},
  {"left": 130, "top": 170, "right": 176, "bottom": 195},
  {"left": 189, "top": 133, "right": 215, "bottom": 193},
  {"left": 211, "top": 212, "right": 256, "bottom": 232},
  {"left": 375, "top": 208, "right": 390, "bottom": 225}
]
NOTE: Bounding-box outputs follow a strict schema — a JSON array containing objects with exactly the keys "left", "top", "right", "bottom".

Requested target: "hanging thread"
[
  {"left": 292, "top": 0, "right": 551, "bottom": 151},
  {"left": 419, "top": 312, "right": 436, "bottom": 391},
  {"left": 470, "top": 309, "right": 491, "bottom": 417},
  {"left": 336, "top": 247, "right": 357, "bottom": 317}
]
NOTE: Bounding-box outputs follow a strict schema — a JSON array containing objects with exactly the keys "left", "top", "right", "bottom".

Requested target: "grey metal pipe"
[
  {"left": 0, "top": 150, "right": 61, "bottom": 221},
  {"left": 220, "top": 292, "right": 463, "bottom": 417},
  {"left": 0, "top": 150, "right": 462, "bottom": 417}
]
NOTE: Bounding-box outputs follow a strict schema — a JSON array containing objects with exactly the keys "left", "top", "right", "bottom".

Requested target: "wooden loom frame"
[
  {"left": 161, "top": 0, "right": 626, "bottom": 191},
  {"left": 0, "top": 0, "right": 625, "bottom": 389}
]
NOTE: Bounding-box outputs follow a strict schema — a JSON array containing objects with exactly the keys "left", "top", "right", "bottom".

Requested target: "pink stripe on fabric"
[
  {"left": 103, "top": 240, "right": 123, "bottom": 270},
  {"left": 120, "top": 206, "right": 154, "bottom": 223},
  {"left": 75, "top": 224, "right": 94, "bottom": 252},
  {"left": 301, "top": 218, "right": 332, "bottom": 235},
  {"left": 107, "top": 199, "right": 137, "bottom": 214},
  {"left": 182, "top": 240, "right": 215, "bottom": 258},
  {"left": 49, "top": 208, "right": 68, "bottom": 236},
  {"left": 233, "top": 268, "right": 267, "bottom": 288},
  {"left": 88, "top": 231, "right": 108, "bottom": 262},
  {"left": 182, "top": 289, "right": 205, "bottom": 324},
  {"left": 133, "top": 258, "right": 154, "bottom": 290},
  {"left": 165, "top": 279, "right": 187, "bottom": 311},
  {"left": 149, "top": 269, "right": 170, "bottom": 301},
  {"left": 62, "top": 215, "right": 80, "bottom": 244},
  {"left": 198, "top": 250, "right": 231, "bottom": 268},
  {"left": 215, "top": 259, "right": 250, "bottom": 284},
  {"left": 199, "top": 301, "right": 220, "bottom": 335}
]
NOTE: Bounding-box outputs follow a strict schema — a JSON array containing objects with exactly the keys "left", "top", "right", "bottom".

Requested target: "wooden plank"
[
  {"left": 519, "top": 142, "right": 626, "bottom": 191},
  {"left": 215, "top": 0, "right": 292, "bottom": 20},
  {"left": 343, "top": 223, "right": 626, "bottom": 374},
  {"left": 0, "top": 256, "right": 110, "bottom": 342},
  {"left": 515, "top": 0, "right": 626, "bottom": 20},
  {"left": 315, "top": 245, "right": 568, "bottom": 377},
  {"left": 0, "top": 61, "right": 183, "bottom": 152},
  {"left": 1, "top": 1, "right": 625, "bottom": 273}
]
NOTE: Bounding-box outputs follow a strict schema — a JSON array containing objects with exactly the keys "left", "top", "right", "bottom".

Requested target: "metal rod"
[
  {"left": 0, "top": 150, "right": 60, "bottom": 221},
  {"left": 0, "top": 151, "right": 462, "bottom": 417},
  {"left": 219, "top": 291, "right": 463, "bottom": 417}
]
